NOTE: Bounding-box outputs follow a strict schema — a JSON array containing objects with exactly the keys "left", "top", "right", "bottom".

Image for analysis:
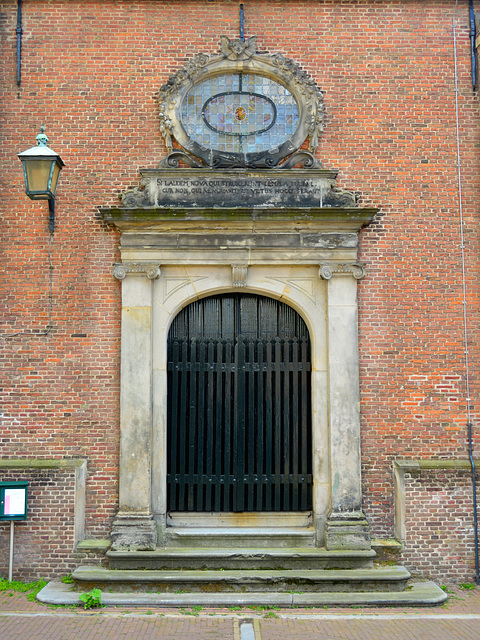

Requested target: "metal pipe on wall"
[
  {"left": 16, "top": 0, "right": 22, "bottom": 87},
  {"left": 469, "top": 0, "right": 477, "bottom": 90},
  {"left": 453, "top": 11, "right": 479, "bottom": 585}
]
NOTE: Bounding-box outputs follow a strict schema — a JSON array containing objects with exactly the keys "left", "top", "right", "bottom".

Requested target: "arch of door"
[{"left": 166, "top": 293, "right": 313, "bottom": 513}]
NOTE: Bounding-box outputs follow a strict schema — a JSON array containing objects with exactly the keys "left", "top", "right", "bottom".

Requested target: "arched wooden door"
[{"left": 167, "top": 294, "right": 312, "bottom": 512}]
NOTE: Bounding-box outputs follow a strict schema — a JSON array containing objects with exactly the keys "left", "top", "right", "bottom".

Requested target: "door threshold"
[{"left": 167, "top": 511, "right": 312, "bottom": 528}]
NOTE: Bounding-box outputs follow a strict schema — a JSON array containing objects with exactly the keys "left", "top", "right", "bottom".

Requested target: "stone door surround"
[{"left": 102, "top": 170, "right": 376, "bottom": 551}]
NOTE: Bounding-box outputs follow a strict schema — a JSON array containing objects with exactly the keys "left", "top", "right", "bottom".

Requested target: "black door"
[{"left": 167, "top": 294, "right": 312, "bottom": 512}]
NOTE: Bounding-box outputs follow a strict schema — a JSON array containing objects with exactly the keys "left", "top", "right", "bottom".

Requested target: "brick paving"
[{"left": 2, "top": 585, "right": 480, "bottom": 639}]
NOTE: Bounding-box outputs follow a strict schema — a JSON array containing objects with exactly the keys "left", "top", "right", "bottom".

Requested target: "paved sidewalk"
[{"left": 2, "top": 584, "right": 480, "bottom": 639}]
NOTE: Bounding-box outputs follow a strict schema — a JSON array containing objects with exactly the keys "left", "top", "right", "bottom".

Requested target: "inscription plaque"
[{"left": 122, "top": 169, "right": 353, "bottom": 209}]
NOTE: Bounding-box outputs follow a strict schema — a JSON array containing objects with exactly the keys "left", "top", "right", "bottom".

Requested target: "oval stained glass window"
[
  {"left": 202, "top": 92, "right": 276, "bottom": 137},
  {"left": 181, "top": 73, "right": 300, "bottom": 155}
]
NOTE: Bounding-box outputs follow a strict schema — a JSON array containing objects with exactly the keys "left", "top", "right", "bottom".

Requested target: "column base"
[
  {"left": 325, "top": 510, "right": 371, "bottom": 551},
  {"left": 111, "top": 512, "right": 157, "bottom": 551}
]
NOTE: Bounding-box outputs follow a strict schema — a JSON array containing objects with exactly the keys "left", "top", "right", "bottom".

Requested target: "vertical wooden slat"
[
  {"left": 264, "top": 338, "right": 273, "bottom": 511},
  {"left": 283, "top": 338, "right": 291, "bottom": 510},
  {"left": 187, "top": 339, "right": 197, "bottom": 511},
  {"left": 178, "top": 339, "right": 189, "bottom": 511},
  {"left": 247, "top": 339, "right": 256, "bottom": 510},
  {"left": 256, "top": 339, "right": 265, "bottom": 510},
  {"left": 214, "top": 339, "right": 224, "bottom": 511},
  {"left": 168, "top": 340, "right": 179, "bottom": 509},
  {"left": 234, "top": 335, "right": 246, "bottom": 511},
  {"left": 300, "top": 336, "right": 309, "bottom": 510},
  {"left": 196, "top": 339, "right": 206, "bottom": 511},
  {"left": 274, "top": 337, "right": 282, "bottom": 510},
  {"left": 205, "top": 339, "right": 215, "bottom": 511},
  {"left": 291, "top": 337, "right": 300, "bottom": 511},
  {"left": 224, "top": 339, "right": 233, "bottom": 511}
]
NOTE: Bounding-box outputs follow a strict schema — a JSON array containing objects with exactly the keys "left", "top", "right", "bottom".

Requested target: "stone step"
[
  {"left": 72, "top": 565, "right": 410, "bottom": 593},
  {"left": 165, "top": 526, "right": 316, "bottom": 548},
  {"left": 38, "top": 580, "right": 448, "bottom": 607},
  {"left": 107, "top": 547, "right": 376, "bottom": 571},
  {"left": 167, "top": 512, "right": 312, "bottom": 527}
]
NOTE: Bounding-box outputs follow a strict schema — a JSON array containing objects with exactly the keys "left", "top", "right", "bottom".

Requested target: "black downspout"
[
  {"left": 16, "top": 0, "right": 22, "bottom": 87},
  {"left": 468, "top": 422, "right": 480, "bottom": 584},
  {"left": 470, "top": 0, "right": 477, "bottom": 90},
  {"left": 240, "top": 3, "right": 245, "bottom": 42},
  {"left": 468, "top": 0, "right": 479, "bottom": 586}
]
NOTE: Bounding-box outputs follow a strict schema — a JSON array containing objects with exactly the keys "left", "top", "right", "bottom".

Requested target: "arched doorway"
[{"left": 167, "top": 293, "right": 312, "bottom": 513}]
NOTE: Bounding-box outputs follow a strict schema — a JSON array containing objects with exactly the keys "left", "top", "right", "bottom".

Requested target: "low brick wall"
[
  {"left": 395, "top": 460, "right": 478, "bottom": 584},
  {"left": 0, "top": 460, "right": 87, "bottom": 581}
]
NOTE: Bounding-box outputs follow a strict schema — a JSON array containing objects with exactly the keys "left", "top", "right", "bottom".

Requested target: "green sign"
[{"left": 0, "top": 482, "right": 28, "bottom": 521}]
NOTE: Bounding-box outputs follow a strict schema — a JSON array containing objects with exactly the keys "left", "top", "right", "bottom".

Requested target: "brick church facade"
[{"left": 1, "top": 0, "right": 480, "bottom": 587}]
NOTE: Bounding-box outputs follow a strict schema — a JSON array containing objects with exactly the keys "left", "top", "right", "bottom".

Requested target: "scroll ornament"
[
  {"left": 113, "top": 263, "right": 161, "bottom": 280},
  {"left": 319, "top": 263, "right": 366, "bottom": 280}
]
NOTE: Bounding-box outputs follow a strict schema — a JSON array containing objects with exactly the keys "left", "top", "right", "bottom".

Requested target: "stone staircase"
[{"left": 37, "top": 525, "right": 447, "bottom": 607}]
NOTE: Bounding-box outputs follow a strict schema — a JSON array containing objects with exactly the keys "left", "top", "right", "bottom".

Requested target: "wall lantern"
[{"left": 18, "top": 126, "right": 64, "bottom": 234}]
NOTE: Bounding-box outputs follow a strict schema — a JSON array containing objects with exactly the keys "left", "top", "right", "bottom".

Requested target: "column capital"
[
  {"left": 113, "top": 262, "right": 161, "bottom": 280},
  {"left": 319, "top": 262, "right": 366, "bottom": 281}
]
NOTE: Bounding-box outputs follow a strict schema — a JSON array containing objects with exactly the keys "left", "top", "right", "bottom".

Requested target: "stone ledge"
[
  {"left": 372, "top": 539, "right": 403, "bottom": 563},
  {"left": 0, "top": 458, "right": 87, "bottom": 469},
  {"left": 101, "top": 207, "right": 378, "bottom": 232},
  {"left": 395, "top": 458, "right": 480, "bottom": 472},
  {"left": 76, "top": 539, "right": 111, "bottom": 552},
  {"left": 37, "top": 580, "right": 447, "bottom": 607}
]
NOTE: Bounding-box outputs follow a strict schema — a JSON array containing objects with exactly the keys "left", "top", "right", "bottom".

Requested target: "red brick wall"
[{"left": 1, "top": 0, "right": 479, "bottom": 579}]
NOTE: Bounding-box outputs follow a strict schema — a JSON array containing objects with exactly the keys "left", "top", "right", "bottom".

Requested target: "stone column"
[
  {"left": 320, "top": 263, "right": 371, "bottom": 550},
  {"left": 110, "top": 262, "right": 160, "bottom": 550}
]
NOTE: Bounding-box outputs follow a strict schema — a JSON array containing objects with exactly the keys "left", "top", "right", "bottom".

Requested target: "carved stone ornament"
[
  {"left": 319, "top": 263, "right": 366, "bottom": 281},
  {"left": 113, "top": 263, "right": 161, "bottom": 280},
  {"left": 231, "top": 264, "right": 248, "bottom": 288},
  {"left": 158, "top": 36, "right": 324, "bottom": 169}
]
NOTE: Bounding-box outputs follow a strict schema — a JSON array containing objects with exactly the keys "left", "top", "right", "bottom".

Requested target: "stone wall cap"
[
  {"left": 101, "top": 207, "right": 378, "bottom": 231},
  {"left": 0, "top": 458, "right": 87, "bottom": 470},
  {"left": 394, "top": 458, "right": 479, "bottom": 471}
]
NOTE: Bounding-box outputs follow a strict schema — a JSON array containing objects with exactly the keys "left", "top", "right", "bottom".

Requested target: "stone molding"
[
  {"left": 113, "top": 262, "right": 161, "bottom": 280},
  {"left": 319, "top": 262, "right": 366, "bottom": 280}
]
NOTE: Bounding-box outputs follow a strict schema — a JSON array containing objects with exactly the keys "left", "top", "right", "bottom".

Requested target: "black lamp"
[{"left": 18, "top": 126, "right": 64, "bottom": 233}]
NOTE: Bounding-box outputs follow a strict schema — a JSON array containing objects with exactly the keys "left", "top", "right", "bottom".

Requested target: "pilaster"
[
  {"left": 111, "top": 262, "right": 160, "bottom": 550},
  {"left": 320, "top": 262, "right": 371, "bottom": 550}
]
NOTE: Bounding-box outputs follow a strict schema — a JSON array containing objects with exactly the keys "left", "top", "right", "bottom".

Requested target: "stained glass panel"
[{"left": 181, "top": 73, "right": 299, "bottom": 154}]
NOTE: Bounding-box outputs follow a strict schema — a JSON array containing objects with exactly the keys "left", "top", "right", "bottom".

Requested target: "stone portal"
[{"left": 101, "top": 38, "right": 377, "bottom": 551}]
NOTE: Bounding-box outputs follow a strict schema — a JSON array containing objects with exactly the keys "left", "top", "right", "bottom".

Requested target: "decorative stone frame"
[
  {"left": 102, "top": 202, "right": 376, "bottom": 550},
  {"left": 158, "top": 36, "right": 324, "bottom": 168}
]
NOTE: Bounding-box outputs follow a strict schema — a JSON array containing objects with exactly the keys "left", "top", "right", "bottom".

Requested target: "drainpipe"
[
  {"left": 469, "top": 0, "right": 477, "bottom": 90},
  {"left": 240, "top": 3, "right": 245, "bottom": 42},
  {"left": 469, "top": 423, "right": 479, "bottom": 584},
  {"left": 16, "top": 0, "right": 22, "bottom": 87}
]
